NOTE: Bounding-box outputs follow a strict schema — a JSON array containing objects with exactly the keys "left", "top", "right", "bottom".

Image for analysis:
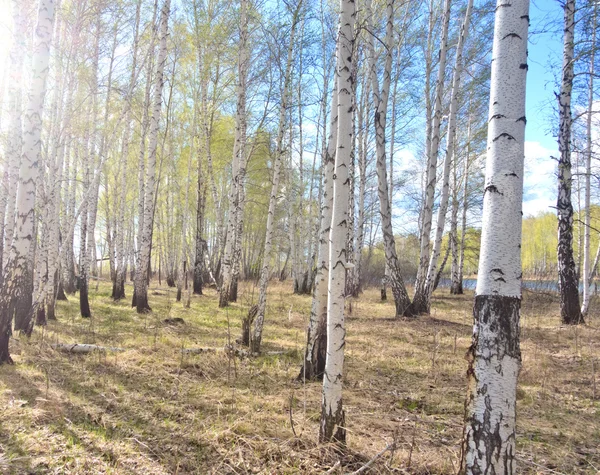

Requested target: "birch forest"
[{"left": 0, "top": 0, "right": 599, "bottom": 473}]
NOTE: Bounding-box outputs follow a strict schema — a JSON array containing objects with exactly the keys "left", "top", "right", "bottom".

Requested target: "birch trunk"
[
  {"left": 193, "top": 115, "right": 207, "bottom": 295},
  {"left": 352, "top": 68, "right": 369, "bottom": 298},
  {"left": 299, "top": 80, "right": 338, "bottom": 381},
  {"left": 461, "top": 0, "right": 529, "bottom": 470},
  {"left": 134, "top": 0, "right": 170, "bottom": 313},
  {"left": 556, "top": 0, "right": 583, "bottom": 325},
  {"left": 423, "top": 0, "right": 473, "bottom": 308},
  {"left": 581, "top": 2, "right": 596, "bottom": 316},
  {"left": 114, "top": 0, "right": 142, "bottom": 301},
  {"left": 0, "top": 0, "right": 55, "bottom": 362},
  {"left": 220, "top": 0, "right": 248, "bottom": 307},
  {"left": 449, "top": 148, "right": 460, "bottom": 294},
  {"left": 413, "top": 0, "right": 452, "bottom": 314},
  {"left": 2, "top": 1, "right": 26, "bottom": 275},
  {"left": 319, "top": 0, "right": 354, "bottom": 444},
  {"left": 366, "top": 0, "right": 413, "bottom": 318},
  {"left": 250, "top": 0, "right": 302, "bottom": 354}
]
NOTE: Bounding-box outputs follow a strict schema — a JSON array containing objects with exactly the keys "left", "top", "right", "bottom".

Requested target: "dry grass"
[{"left": 0, "top": 281, "right": 599, "bottom": 474}]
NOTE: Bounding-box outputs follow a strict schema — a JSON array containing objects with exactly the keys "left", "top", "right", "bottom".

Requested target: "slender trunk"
[
  {"left": 352, "top": 68, "right": 369, "bottom": 298},
  {"left": 319, "top": 0, "right": 354, "bottom": 445},
  {"left": 300, "top": 80, "right": 338, "bottom": 382},
  {"left": 134, "top": 0, "right": 170, "bottom": 313},
  {"left": 366, "top": 0, "right": 413, "bottom": 317},
  {"left": 220, "top": 0, "right": 249, "bottom": 307},
  {"left": 423, "top": 0, "right": 473, "bottom": 308},
  {"left": 413, "top": 0, "right": 452, "bottom": 314},
  {"left": 251, "top": 0, "right": 302, "bottom": 354},
  {"left": 1, "top": 0, "right": 56, "bottom": 358},
  {"left": 556, "top": 0, "right": 583, "bottom": 325},
  {"left": 449, "top": 145, "right": 460, "bottom": 294},
  {"left": 2, "top": 1, "right": 26, "bottom": 275},
  {"left": 460, "top": 0, "right": 529, "bottom": 470},
  {"left": 581, "top": 2, "right": 596, "bottom": 316}
]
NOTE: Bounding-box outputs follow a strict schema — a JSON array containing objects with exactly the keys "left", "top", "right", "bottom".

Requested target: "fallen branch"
[
  {"left": 182, "top": 346, "right": 286, "bottom": 358},
  {"left": 345, "top": 440, "right": 397, "bottom": 475},
  {"left": 51, "top": 344, "right": 124, "bottom": 353},
  {"left": 325, "top": 461, "right": 341, "bottom": 474}
]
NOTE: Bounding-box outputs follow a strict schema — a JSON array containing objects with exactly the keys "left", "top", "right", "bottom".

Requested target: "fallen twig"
[
  {"left": 51, "top": 343, "right": 124, "bottom": 353},
  {"left": 346, "top": 440, "right": 398, "bottom": 475}
]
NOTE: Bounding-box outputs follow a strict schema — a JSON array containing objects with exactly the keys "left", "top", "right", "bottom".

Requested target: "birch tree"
[
  {"left": 319, "top": 0, "right": 354, "bottom": 444},
  {"left": 249, "top": 0, "right": 302, "bottom": 353},
  {"left": 460, "top": 0, "right": 529, "bottom": 470},
  {"left": 581, "top": 1, "right": 596, "bottom": 317},
  {"left": 422, "top": 0, "right": 473, "bottom": 309},
  {"left": 220, "top": 0, "right": 249, "bottom": 308},
  {"left": 0, "top": 0, "right": 55, "bottom": 362},
  {"left": 556, "top": 0, "right": 583, "bottom": 325},
  {"left": 412, "top": 0, "right": 451, "bottom": 314},
  {"left": 299, "top": 80, "right": 337, "bottom": 381},
  {"left": 133, "top": 0, "right": 171, "bottom": 313},
  {"left": 365, "top": 0, "right": 413, "bottom": 318}
]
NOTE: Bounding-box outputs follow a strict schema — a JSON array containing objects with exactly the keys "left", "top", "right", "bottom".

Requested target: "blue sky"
[{"left": 522, "top": 0, "right": 564, "bottom": 216}]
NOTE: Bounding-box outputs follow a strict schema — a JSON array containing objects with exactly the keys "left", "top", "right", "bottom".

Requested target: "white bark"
[
  {"left": 0, "top": 0, "right": 55, "bottom": 359},
  {"left": 462, "top": 0, "right": 529, "bottom": 471},
  {"left": 301, "top": 77, "right": 338, "bottom": 380},
  {"left": 414, "top": 0, "right": 452, "bottom": 312},
  {"left": 424, "top": 0, "right": 473, "bottom": 302},
  {"left": 134, "top": 0, "right": 171, "bottom": 313},
  {"left": 250, "top": 1, "right": 302, "bottom": 353},
  {"left": 220, "top": 0, "right": 249, "bottom": 307},
  {"left": 365, "top": 0, "right": 412, "bottom": 317},
  {"left": 2, "top": 1, "right": 26, "bottom": 273},
  {"left": 319, "top": 0, "right": 354, "bottom": 444},
  {"left": 556, "top": 0, "right": 582, "bottom": 324},
  {"left": 581, "top": 2, "right": 596, "bottom": 316}
]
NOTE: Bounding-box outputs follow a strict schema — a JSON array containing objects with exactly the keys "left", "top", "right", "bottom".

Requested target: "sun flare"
[{"left": 0, "top": 0, "right": 12, "bottom": 76}]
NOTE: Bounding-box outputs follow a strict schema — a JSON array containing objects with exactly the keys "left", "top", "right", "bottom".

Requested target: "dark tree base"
[
  {"left": 56, "top": 280, "right": 68, "bottom": 301},
  {"left": 319, "top": 402, "right": 346, "bottom": 444},
  {"left": 229, "top": 278, "right": 238, "bottom": 303},
  {"left": 450, "top": 282, "right": 463, "bottom": 295},
  {"left": 36, "top": 306, "right": 47, "bottom": 326},
  {"left": 112, "top": 279, "right": 126, "bottom": 301},
  {"left": 80, "top": 284, "right": 92, "bottom": 318},
  {"left": 297, "top": 329, "right": 326, "bottom": 382},
  {"left": 241, "top": 305, "right": 258, "bottom": 347},
  {"left": 135, "top": 292, "right": 152, "bottom": 314},
  {"left": 0, "top": 333, "right": 13, "bottom": 365},
  {"left": 460, "top": 294, "right": 521, "bottom": 473},
  {"left": 47, "top": 303, "right": 57, "bottom": 321},
  {"left": 193, "top": 278, "right": 203, "bottom": 296},
  {"left": 218, "top": 289, "right": 230, "bottom": 308}
]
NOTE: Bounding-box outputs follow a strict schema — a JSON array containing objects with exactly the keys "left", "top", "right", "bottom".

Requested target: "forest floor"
[{"left": 1, "top": 281, "right": 599, "bottom": 474}]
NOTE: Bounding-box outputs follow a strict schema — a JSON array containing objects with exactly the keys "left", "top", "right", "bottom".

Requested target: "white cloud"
[{"left": 522, "top": 141, "right": 557, "bottom": 217}]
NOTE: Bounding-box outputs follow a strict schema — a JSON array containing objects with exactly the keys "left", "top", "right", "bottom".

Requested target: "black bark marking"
[
  {"left": 503, "top": 33, "right": 522, "bottom": 40},
  {"left": 516, "top": 116, "right": 527, "bottom": 124},
  {"left": 484, "top": 185, "right": 503, "bottom": 195},
  {"left": 490, "top": 114, "right": 506, "bottom": 121},
  {"left": 519, "top": 63, "right": 528, "bottom": 70},
  {"left": 493, "top": 133, "right": 515, "bottom": 142},
  {"left": 505, "top": 172, "right": 518, "bottom": 177}
]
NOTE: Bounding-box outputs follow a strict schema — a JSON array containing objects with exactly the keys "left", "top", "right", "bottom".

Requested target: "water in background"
[{"left": 436, "top": 277, "right": 594, "bottom": 294}]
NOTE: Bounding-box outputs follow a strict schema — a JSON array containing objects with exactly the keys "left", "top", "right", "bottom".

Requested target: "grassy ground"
[{"left": 0, "top": 280, "right": 599, "bottom": 474}]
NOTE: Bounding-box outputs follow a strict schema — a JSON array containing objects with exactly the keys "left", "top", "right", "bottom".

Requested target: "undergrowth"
[{"left": 0, "top": 281, "right": 599, "bottom": 474}]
